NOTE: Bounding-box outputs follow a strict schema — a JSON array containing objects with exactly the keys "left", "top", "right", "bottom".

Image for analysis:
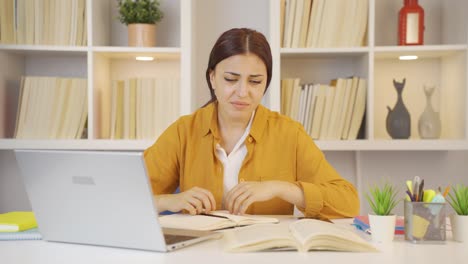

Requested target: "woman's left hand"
[
  {"left": 225, "top": 180, "right": 306, "bottom": 215},
  {"left": 224, "top": 181, "right": 276, "bottom": 215}
]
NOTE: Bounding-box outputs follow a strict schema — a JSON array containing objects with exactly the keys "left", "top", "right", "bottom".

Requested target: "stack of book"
[
  {"left": 281, "top": 76, "right": 366, "bottom": 140},
  {"left": 280, "top": 0, "right": 368, "bottom": 48},
  {"left": 0, "top": 0, "right": 87, "bottom": 45},
  {"left": 14, "top": 76, "right": 88, "bottom": 139},
  {"left": 109, "top": 77, "right": 180, "bottom": 140}
]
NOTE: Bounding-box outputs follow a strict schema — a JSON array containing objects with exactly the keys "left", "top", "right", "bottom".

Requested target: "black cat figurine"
[{"left": 386, "top": 78, "right": 411, "bottom": 139}]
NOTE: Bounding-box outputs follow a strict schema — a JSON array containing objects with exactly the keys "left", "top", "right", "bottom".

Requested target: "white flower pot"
[
  {"left": 369, "top": 214, "right": 396, "bottom": 243},
  {"left": 450, "top": 214, "right": 468, "bottom": 242}
]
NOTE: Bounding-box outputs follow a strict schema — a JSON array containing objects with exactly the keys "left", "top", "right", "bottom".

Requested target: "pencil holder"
[{"left": 404, "top": 201, "right": 446, "bottom": 243}]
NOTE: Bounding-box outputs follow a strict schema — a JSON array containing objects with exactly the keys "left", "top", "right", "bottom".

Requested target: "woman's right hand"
[{"left": 155, "top": 187, "right": 216, "bottom": 215}]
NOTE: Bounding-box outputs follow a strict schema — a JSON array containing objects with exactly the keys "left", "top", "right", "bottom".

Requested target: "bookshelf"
[
  {"left": 0, "top": 0, "right": 468, "bottom": 214},
  {"left": 0, "top": 0, "right": 190, "bottom": 149},
  {"left": 0, "top": 0, "right": 466, "bottom": 150},
  {"left": 271, "top": 0, "right": 468, "bottom": 150}
]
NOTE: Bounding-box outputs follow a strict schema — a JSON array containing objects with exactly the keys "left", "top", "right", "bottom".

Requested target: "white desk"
[{"left": 1, "top": 218, "right": 467, "bottom": 264}]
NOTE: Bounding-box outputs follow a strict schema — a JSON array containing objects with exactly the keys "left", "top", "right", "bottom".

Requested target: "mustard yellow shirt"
[{"left": 144, "top": 103, "right": 359, "bottom": 218}]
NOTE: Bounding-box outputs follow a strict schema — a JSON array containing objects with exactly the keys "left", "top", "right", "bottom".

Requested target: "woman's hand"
[
  {"left": 224, "top": 181, "right": 305, "bottom": 215},
  {"left": 155, "top": 187, "right": 216, "bottom": 215}
]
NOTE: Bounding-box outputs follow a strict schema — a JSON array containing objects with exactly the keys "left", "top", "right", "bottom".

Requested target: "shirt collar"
[{"left": 202, "top": 102, "right": 268, "bottom": 143}]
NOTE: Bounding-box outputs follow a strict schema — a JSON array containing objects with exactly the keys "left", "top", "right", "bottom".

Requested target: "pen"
[
  {"left": 413, "top": 176, "right": 420, "bottom": 202},
  {"left": 418, "top": 179, "right": 424, "bottom": 202},
  {"left": 406, "top": 190, "right": 414, "bottom": 201}
]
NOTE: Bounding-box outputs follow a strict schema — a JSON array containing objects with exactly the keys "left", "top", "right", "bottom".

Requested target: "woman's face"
[{"left": 209, "top": 53, "right": 267, "bottom": 122}]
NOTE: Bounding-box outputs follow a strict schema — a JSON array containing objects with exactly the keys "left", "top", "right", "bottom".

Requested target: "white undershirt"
[{"left": 215, "top": 111, "right": 255, "bottom": 204}]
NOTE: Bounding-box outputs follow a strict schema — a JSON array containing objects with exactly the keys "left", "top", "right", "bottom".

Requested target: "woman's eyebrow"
[
  {"left": 224, "top": 71, "right": 240, "bottom": 76},
  {"left": 224, "top": 72, "right": 264, "bottom": 78},
  {"left": 249, "top": 74, "right": 264, "bottom": 78}
]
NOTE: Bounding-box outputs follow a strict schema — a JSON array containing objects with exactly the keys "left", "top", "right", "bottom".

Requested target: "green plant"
[
  {"left": 365, "top": 182, "right": 400, "bottom": 216},
  {"left": 447, "top": 184, "right": 468, "bottom": 215},
  {"left": 117, "top": 0, "right": 164, "bottom": 25}
]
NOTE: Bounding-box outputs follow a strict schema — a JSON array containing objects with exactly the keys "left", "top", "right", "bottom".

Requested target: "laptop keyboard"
[{"left": 164, "top": 234, "right": 197, "bottom": 245}]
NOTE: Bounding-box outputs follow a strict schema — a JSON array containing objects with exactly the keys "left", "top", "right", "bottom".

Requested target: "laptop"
[{"left": 14, "top": 149, "right": 220, "bottom": 252}]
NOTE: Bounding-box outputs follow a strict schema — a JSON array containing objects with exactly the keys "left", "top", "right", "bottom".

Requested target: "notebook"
[
  {"left": 0, "top": 211, "right": 37, "bottom": 232},
  {"left": 14, "top": 150, "right": 220, "bottom": 252},
  {"left": 0, "top": 228, "right": 42, "bottom": 241}
]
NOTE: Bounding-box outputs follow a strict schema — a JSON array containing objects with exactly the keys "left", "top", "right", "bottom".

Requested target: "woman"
[{"left": 144, "top": 28, "right": 359, "bottom": 218}]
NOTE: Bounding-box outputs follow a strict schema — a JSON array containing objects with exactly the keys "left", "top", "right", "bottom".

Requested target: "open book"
[
  {"left": 158, "top": 211, "right": 279, "bottom": 231},
  {"left": 223, "top": 219, "right": 378, "bottom": 252}
]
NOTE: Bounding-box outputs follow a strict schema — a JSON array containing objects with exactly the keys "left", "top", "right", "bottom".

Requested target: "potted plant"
[
  {"left": 117, "top": 0, "right": 164, "bottom": 47},
  {"left": 447, "top": 184, "right": 468, "bottom": 242},
  {"left": 365, "top": 182, "right": 400, "bottom": 243}
]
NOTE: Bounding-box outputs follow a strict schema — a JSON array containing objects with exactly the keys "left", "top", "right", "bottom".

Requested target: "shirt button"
[
  {"left": 239, "top": 178, "right": 245, "bottom": 182},
  {"left": 248, "top": 137, "right": 253, "bottom": 143}
]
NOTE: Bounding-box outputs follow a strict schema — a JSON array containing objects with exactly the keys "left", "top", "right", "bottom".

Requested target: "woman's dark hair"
[{"left": 204, "top": 28, "right": 272, "bottom": 105}]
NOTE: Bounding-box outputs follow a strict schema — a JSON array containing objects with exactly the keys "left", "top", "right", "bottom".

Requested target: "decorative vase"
[
  {"left": 398, "top": 0, "right": 425, "bottom": 45},
  {"left": 418, "top": 85, "right": 441, "bottom": 139},
  {"left": 386, "top": 78, "right": 411, "bottom": 139},
  {"left": 450, "top": 214, "right": 468, "bottom": 242},
  {"left": 369, "top": 214, "right": 396, "bottom": 243},
  {"left": 128, "top": 23, "right": 156, "bottom": 47}
]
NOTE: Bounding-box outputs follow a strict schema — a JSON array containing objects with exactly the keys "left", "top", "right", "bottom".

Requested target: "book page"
[
  {"left": 208, "top": 211, "right": 279, "bottom": 226},
  {"left": 158, "top": 214, "right": 235, "bottom": 231},
  {"left": 223, "top": 224, "right": 298, "bottom": 252},
  {"left": 289, "top": 219, "right": 377, "bottom": 252},
  {"left": 158, "top": 211, "right": 279, "bottom": 231}
]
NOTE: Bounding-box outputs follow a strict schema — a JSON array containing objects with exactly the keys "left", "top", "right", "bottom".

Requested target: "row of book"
[
  {"left": 0, "top": 0, "right": 87, "bottom": 45},
  {"left": 281, "top": 76, "right": 367, "bottom": 140},
  {"left": 14, "top": 76, "right": 88, "bottom": 139},
  {"left": 281, "top": 0, "right": 368, "bottom": 48},
  {"left": 109, "top": 77, "right": 180, "bottom": 140}
]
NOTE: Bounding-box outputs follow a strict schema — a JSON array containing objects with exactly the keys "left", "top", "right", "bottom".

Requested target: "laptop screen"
[{"left": 15, "top": 150, "right": 169, "bottom": 251}]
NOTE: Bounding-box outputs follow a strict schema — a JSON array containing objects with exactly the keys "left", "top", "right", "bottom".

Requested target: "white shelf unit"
[
  {"left": 270, "top": 0, "right": 468, "bottom": 150},
  {"left": 0, "top": 0, "right": 191, "bottom": 147},
  {"left": 0, "top": 0, "right": 466, "bottom": 150}
]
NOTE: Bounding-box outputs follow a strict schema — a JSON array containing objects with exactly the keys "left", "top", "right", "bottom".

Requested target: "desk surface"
[{"left": 1, "top": 218, "right": 467, "bottom": 264}]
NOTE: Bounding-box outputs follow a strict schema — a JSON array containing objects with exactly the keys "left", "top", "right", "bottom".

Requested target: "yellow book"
[{"left": 0, "top": 211, "right": 38, "bottom": 232}]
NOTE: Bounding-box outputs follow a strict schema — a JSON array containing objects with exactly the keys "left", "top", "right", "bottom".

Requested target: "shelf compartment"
[
  {"left": 92, "top": 51, "right": 181, "bottom": 140},
  {"left": 375, "top": 0, "right": 468, "bottom": 46},
  {"left": 92, "top": 0, "right": 181, "bottom": 48},
  {"left": 373, "top": 49, "right": 466, "bottom": 140},
  {"left": 0, "top": 50, "right": 88, "bottom": 139},
  {"left": 281, "top": 53, "right": 369, "bottom": 84}
]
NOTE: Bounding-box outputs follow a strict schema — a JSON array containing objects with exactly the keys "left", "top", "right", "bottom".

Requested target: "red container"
[{"left": 398, "top": 0, "right": 425, "bottom": 45}]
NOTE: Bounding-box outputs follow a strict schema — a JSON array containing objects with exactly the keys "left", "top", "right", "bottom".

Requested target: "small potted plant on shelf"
[
  {"left": 365, "top": 182, "right": 400, "bottom": 243},
  {"left": 447, "top": 184, "right": 468, "bottom": 242},
  {"left": 117, "top": 0, "right": 164, "bottom": 47}
]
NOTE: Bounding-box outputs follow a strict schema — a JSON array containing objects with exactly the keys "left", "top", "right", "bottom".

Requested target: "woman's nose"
[{"left": 237, "top": 80, "right": 248, "bottom": 97}]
